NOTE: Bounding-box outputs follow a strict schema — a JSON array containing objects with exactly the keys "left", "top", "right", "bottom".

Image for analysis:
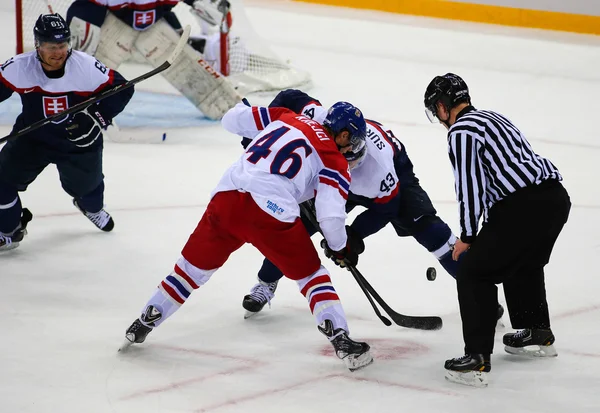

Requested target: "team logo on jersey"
[
  {"left": 133, "top": 10, "right": 156, "bottom": 30},
  {"left": 42, "top": 96, "right": 69, "bottom": 123}
]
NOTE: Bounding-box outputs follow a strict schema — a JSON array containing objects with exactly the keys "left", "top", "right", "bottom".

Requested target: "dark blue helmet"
[
  {"left": 323, "top": 101, "right": 367, "bottom": 152},
  {"left": 34, "top": 14, "right": 71, "bottom": 47}
]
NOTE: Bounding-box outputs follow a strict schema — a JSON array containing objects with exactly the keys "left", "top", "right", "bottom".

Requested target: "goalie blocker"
[{"left": 69, "top": 13, "right": 240, "bottom": 120}]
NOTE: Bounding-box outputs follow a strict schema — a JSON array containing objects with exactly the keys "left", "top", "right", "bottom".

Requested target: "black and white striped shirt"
[{"left": 448, "top": 106, "right": 562, "bottom": 243}]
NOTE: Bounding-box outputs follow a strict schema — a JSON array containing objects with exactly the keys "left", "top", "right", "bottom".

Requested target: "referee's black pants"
[{"left": 456, "top": 180, "right": 571, "bottom": 355}]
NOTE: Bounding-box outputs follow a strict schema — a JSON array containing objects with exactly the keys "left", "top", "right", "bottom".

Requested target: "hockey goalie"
[{"left": 66, "top": 0, "right": 241, "bottom": 119}]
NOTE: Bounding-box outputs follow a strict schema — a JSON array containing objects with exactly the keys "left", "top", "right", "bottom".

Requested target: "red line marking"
[
  {"left": 118, "top": 344, "right": 262, "bottom": 401},
  {"left": 194, "top": 374, "right": 339, "bottom": 413},
  {"left": 554, "top": 304, "right": 600, "bottom": 320},
  {"left": 119, "top": 365, "right": 255, "bottom": 401},
  {"left": 195, "top": 372, "right": 462, "bottom": 412}
]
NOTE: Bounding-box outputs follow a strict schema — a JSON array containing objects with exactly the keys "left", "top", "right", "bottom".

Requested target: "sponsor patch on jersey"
[
  {"left": 266, "top": 200, "right": 284, "bottom": 215},
  {"left": 133, "top": 10, "right": 156, "bottom": 30},
  {"left": 42, "top": 96, "right": 69, "bottom": 123}
]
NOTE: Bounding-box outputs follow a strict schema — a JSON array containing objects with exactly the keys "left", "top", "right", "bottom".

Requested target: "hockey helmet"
[
  {"left": 324, "top": 101, "right": 367, "bottom": 154},
  {"left": 424, "top": 73, "right": 470, "bottom": 123},
  {"left": 34, "top": 13, "right": 71, "bottom": 47}
]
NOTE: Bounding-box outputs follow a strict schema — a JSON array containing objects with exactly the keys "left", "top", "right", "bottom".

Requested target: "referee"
[{"left": 423, "top": 73, "right": 571, "bottom": 387}]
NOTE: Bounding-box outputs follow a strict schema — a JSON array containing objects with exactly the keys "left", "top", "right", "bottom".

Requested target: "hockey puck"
[
  {"left": 162, "top": 133, "right": 167, "bottom": 141},
  {"left": 426, "top": 267, "right": 437, "bottom": 281}
]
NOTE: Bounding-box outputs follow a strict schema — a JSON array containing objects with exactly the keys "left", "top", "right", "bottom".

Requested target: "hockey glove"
[
  {"left": 65, "top": 105, "right": 108, "bottom": 148},
  {"left": 320, "top": 226, "right": 365, "bottom": 268}
]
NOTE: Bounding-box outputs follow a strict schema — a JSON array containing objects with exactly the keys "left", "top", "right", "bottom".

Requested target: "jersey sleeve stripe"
[
  {"left": 319, "top": 177, "right": 349, "bottom": 200},
  {"left": 319, "top": 168, "right": 350, "bottom": 192},
  {"left": 259, "top": 107, "right": 271, "bottom": 128},
  {"left": 251, "top": 107, "right": 264, "bottom": 130}
]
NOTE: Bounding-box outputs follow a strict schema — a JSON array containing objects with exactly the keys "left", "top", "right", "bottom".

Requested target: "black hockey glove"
[
  {"left": 320, "top": 226, "right": 365, "bottom": 268},
  {"left": 65, "top": 105, "right": 108, "bottom": 148}
]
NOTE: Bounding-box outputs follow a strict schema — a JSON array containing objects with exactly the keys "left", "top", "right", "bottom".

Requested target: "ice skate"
[
  {"left": 0, "top": 208, "right": 33, "bottom": 252},
  {"left": 119, "top": 305, "right": 162, "bottom": 351},
  {"left": 73, "top": 199, "right": 114, "bottom": 232},
  {"left": 503, "top": 328, "right": 557, "bottom": 358},
  {"left": 318, "top": 319, "right": 373, "bottom": 372},
  {"left": 444, "top": 353, "right": 491, "bottom": 388},
  {"left": 242, "top": 279, "right": 278, "bottom": 319}
]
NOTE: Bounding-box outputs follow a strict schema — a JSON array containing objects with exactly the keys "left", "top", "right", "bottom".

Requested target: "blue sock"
[
  {"left": 258, "top": 258, "right": 285, "bottom": 283},
  {"left": 411, "top": 219, "right": 458, "bottom": 279}
]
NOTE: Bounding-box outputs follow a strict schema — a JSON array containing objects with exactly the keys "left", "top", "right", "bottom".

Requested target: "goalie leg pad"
[
  {"left": 94, "top": 12, "right": 139, "bottom": 69},
  {"left": 134, "top": 19, "right": 241, "bottom": 120},
  {"left": 69, "top": 16, "right": 102, "bottom": 56}
]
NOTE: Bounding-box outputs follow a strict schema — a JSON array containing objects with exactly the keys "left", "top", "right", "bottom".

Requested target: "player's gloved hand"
[
  {"left": 320, "top": 226, "right": 365, "bottom": 268},
  {"left": 65, "top": 105, "right": 108, "bottom": 148}
]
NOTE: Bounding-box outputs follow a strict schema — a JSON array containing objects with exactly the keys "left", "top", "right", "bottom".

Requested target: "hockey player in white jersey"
[
  {"left": 0, "top": 14, "right": 134, "bottom": 251},
  {"left": 121, "top": 100, "right": 373, "bottom": 371},
  {"left": 239, "top": 90, "right": 504, "bottom": 323},
  {"left": 66, "top": 0, "right": 240, "bottom": 119}
]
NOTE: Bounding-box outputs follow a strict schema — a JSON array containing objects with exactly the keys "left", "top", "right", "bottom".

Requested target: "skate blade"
[
  {"left": 444, "top": 370, "right": 489, "bottom": 387},
  {"left": 118, "top": 335, "right": 136, "bottom": 352},
  {"left": 345, "top": 351, "right": 374, "bottom": 372},
  {"left": 0, "top": 242, "right": 20, "bottom": 252},
  {"left": 244, "top": 310, "right": 260, "bottom": 319},
  {"left": 504, "top": 344, "right": 557, "bottom": 358}
]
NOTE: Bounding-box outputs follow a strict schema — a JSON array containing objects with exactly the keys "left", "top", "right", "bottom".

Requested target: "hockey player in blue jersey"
[
  {"left": 0, "top": 13, "right": 134, "bottom": 251},
  {"left": 239, "top": 89, "right": 504, "bottom": 320}
]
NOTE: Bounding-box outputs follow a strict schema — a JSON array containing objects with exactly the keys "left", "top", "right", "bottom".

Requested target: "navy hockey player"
[
  {"left": 239, "top": 89, "right": 504, "bottom": 321},
  {"left": 0, "top": 13, "right": 134, "bottom": 251}
]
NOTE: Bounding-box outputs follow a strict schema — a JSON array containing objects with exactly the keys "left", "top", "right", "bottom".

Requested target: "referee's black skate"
[
  {"left": 503, "top": 328, "right": 557, "bottom": 357},
  {"left": 242, "top": 279, "right": 278, "bottom": 319},
  {"left": 318, "top": 319, "right": 373, "bottom": 372},
  {"left": 444, "top": 353, "right": 491, "bottom": 387},
  {"left": 119, "top": 305, "right": 162, "bottom": 351},
  {"left": 73, "top": 199, "right": 114, "bottom": 232}
]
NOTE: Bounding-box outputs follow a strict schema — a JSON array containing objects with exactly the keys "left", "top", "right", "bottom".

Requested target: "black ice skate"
[
  {"left": 0, "top": 208, "right": 33, "bottom": 252},
  {"left": 119, "top": 305, "right": 162, "bottom": 351},
  {"left": 444, "top": 353, "right": 491, "bottom": 388},
  {"left": 73, "top": 199, "right": 114, "bottom": 232},
  {"left": 318, "top": 319, "right": 373, "bottom": 372},
  {"left": 242, "top": 279, "right": 278, "bottom": 319},
  {"left": 503, "top": 328, "right": 557, "bottom": 358}
]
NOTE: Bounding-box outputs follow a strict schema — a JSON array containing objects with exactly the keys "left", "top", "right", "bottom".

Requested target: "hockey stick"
[
  {"left": 300, "top": 200, "right": 443, "bottom": 331},
  {"left": 299, "top": 202, "right": 391, "bottom": 327},
  {"left": 0, "top": 25, "right": 191, "bottom": 144}
]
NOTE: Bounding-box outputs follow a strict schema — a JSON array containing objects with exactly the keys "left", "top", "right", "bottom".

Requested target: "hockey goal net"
[{"left": 15, "top": 0, "right": 311, "bottom": 94}]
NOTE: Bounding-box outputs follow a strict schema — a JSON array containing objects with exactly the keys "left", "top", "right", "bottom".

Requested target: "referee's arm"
[{"left": 448, "top": 129, "right": 486, "bottom": 243}]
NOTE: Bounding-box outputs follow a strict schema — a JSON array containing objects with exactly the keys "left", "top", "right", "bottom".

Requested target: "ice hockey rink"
[{"left": 1, "top": 1, "right": 599, "bottom": 412}]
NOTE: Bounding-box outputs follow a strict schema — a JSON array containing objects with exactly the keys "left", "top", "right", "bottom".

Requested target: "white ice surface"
[{"left": 1, "top": 1, "right": 599, "bottom": 412}]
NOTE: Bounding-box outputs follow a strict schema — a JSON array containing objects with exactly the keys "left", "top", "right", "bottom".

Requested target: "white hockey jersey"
[{"left": 219, "top": 103, "right": 351, "bottom": 251}]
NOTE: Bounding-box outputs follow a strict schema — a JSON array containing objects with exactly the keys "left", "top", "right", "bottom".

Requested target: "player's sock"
[
  {"left": 120, "top": 257, "right": 216, "bottom": 350},
  {"left": 297, "top": 267, "right": 349, "bottom": 333}
]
